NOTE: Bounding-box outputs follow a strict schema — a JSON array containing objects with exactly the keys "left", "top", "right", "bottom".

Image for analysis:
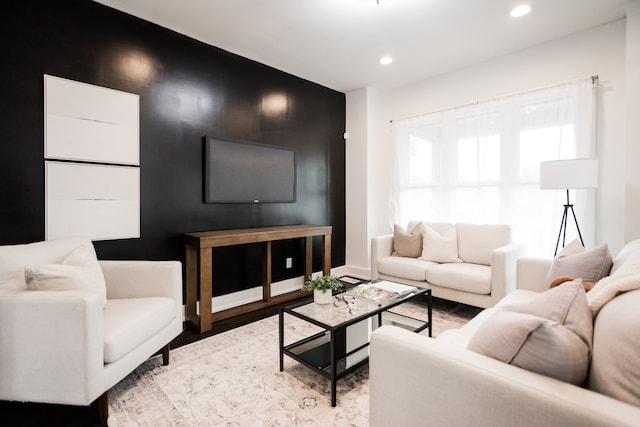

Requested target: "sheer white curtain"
[{"left": 390, "top": 78, "right": 596, "bottom": 257}]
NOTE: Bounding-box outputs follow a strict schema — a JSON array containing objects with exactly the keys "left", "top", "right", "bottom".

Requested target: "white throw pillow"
[
  {"left": 24, "top": 243, "right": 107, "bottom": 308},
  {"left": 419, "top": 224, "right": 461, "bottom": 263}
]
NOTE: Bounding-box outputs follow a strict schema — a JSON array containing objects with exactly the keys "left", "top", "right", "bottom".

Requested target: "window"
[{"left": 391, "top": 78, "right": 596, "bottom": 256}]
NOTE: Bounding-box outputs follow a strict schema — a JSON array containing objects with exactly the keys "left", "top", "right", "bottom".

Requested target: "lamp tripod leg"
[
  {"left": 554, "top": 207, "right": 569, "bottom": 257},
  {"left": 553, "top": 189, "right": 586, "bottom": 256},
  {"left": 569, "top": 205, "right": 585, "bottom": 247}
]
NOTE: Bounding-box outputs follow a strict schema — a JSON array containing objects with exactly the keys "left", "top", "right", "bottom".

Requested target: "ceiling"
[{"left": 94, "top": 0, "right": 627, "bottom": 93}]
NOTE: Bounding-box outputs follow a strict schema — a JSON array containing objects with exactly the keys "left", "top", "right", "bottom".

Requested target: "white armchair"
[{"left": 0, "top": 237, "right": 183, "bottom": 425}]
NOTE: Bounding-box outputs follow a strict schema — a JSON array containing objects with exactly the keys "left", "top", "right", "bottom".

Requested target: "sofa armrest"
[
  {"left": 370, "top": 234, "right": 393, "bottom": 280},
  {"left": 0, "top": 290, "right": 104, "bottom": 405},
  {"left": 516, "top": 257, "right": 553, "bottom": 292},
  {"left": 370, "top": 326, "right": 640, "bottom": 427},
  {"left": 489, "top": 242, "right": 527, "bottom": 305},
  {"left": 100, "top": 260, "right": 182, "bottom": 303}
]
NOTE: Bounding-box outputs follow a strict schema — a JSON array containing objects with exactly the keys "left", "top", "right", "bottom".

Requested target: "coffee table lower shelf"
[
  {"left": 283, "top": 330, "right": 370, "bottom": 377},
  {"left": 279, "top": 287, "right": 431, "bottom": 406}
]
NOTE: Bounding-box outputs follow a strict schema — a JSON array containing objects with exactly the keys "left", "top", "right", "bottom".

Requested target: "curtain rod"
[{"left": 390, "top": 75, "right": 599, "bottom": 124}]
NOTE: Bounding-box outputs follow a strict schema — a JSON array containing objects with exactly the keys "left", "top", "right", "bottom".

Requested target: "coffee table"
[{"left": 279, "top": 284, "right": 431, "bottom": 406}]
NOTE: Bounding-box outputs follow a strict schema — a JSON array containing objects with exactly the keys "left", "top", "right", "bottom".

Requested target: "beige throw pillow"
[
  {"left": 392, "top": 223, "right": 422, "bottom": 258},
  {"left": 467, "top": 279, "right": 593, "bottom": 385},
  {"left": 419, "top": 224, "right": 461, "bottom": 263},
  {"left": 545, "top": 239, "right": 613, "bottom": 287},
  {"left": 25, "top": 243, "right": 107, "bottom": 308}
]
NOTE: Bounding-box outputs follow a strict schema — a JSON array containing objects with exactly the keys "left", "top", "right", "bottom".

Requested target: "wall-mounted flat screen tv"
[{"left": 204, "top": 137, "right": 296, "bottom": 203}]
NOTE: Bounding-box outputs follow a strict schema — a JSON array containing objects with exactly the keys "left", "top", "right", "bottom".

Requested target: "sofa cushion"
[
  {"left": 545, "top": 239, "right": 613, "bottom": 286},
  {"left": 378, "top": 256, "right": 435, "bottom": 282},
  {"left": 610, "top": 239, "right": 640, "bottom": 276},
  {"left": 436, "top": 289, "right": 559, "bottom": 347},
  {"left": 467, "top": 311, "right": 590, "bottom": 384},
  {"left": 426, "top": 263, "right": 491, "bottom": 295},
  {"left": 455, "top": 223, "right": 511, "bottom": 265},
  {"left": 467, "top": 280, "right": 593, "bottom": 385},
  {"left": 103, "top": 297, "right": 175, "bottom": 363},
  {"left": 419, "top": 224, "right": 462, "bottom": 263},
  {"left": 392, "top": 223, "right": 422, "bottom": 258},
  {"left": 588, "top": 290, "right": 640, "bottom": 407}
]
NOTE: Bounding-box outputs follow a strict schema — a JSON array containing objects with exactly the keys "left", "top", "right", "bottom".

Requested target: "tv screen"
[{"left": 204, "top": 137, "right": 296, "bottom": 203}]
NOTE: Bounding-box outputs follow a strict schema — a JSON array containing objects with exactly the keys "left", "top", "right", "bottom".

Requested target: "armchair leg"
[
  {"left": 162, "top": 343, "right": 170, "bottom": 366},
  {"left": 97, "top": 391, "right": 108, "bottom": 426}
]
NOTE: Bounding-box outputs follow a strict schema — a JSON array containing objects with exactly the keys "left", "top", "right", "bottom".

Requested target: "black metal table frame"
[{"left": 279, "top": 288, "right": 431, "bottom": 406}]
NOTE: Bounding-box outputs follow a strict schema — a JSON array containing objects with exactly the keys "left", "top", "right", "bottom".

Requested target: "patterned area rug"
[{"left": 108, "top": 302, "right": 472, "bottom": 426}]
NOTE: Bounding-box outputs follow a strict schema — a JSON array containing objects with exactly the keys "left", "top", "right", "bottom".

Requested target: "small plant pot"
[{"left": 313, "top": 289, "right": 333, "bottom": 305}]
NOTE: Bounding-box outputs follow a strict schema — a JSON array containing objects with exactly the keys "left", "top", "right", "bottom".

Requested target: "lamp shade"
[{"left": 540, "top": 158, "right": 598, "bottom": 190}]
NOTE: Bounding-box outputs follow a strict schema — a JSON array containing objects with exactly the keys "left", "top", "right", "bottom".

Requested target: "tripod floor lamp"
[{"left": 540, "top": 158, "right": 599, "bottom": 256}]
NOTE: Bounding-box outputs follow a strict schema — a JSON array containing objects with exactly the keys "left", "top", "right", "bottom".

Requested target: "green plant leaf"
[{"left": 301, "top": 275, "right": 343, "bottom": 292}]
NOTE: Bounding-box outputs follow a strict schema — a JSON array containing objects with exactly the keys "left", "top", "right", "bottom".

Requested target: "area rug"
[{"left": 108, "top": 302, "right": 471, "bottom": 427}]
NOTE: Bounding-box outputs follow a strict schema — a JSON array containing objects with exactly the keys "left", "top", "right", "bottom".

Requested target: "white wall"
[
  {"left": 345, "top": 88, "right": 370, "bottom": 277},
  {"left": 346, "top": 17, "right": 632, "bottom": 276},
  {"left": 626, "top": 0, "right": 640, "bottom": 241}
]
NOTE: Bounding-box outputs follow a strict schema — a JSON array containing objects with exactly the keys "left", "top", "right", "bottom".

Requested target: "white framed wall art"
[{"left": 44, "top": 75, "right": 141, "bottom": 241}]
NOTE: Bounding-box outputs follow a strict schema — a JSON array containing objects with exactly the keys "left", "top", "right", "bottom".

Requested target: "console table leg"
[
  {"left": 323, "top": 234, "right": 331, "bottom": 276},
  {"left": 199, "top": 247, "right": 213, "bottom": 333},
  {"left": 305, "top": 237, "right": 312, "bottom": 280},
  {"left": 185, "top": 244, "right": 198, "bottom": 327}
]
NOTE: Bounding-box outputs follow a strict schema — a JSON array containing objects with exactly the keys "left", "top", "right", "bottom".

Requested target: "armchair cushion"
[
  {"left": 25, "top": 242, "right": 107, "bottom": 307},
  {"left": 0, "top": 237, "right": 95, "bottom": 291},
  {"left": 103, "top": 297, "right": 176, "bottom": 364}
]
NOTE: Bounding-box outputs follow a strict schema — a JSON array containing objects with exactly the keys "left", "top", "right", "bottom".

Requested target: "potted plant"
[{"left": 302, "top": 275, "right": 343, "bottom": 305}]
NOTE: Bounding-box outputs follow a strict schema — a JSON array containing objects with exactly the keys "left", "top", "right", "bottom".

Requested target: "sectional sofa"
[{"left": 369, "top": 238, "right": 640, "bottom": 426}]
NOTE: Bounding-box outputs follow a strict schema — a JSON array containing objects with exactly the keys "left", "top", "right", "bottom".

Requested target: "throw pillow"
[
  {"left": 467, "top": 279, "right": 593, "bottom": 385},
  {"left": 419, "top": 224, "right": 462, "bottom": 263},
  {"left": 545, "top": 239, "right": 613, "bottom": 287},
  {"left": 497, "top": 278, "right": 593, "bottom": 348},
  {"left": 392, "top": 223, "right": 422, "bottom": 258},
  {"left": 466, "top": 311, "right": 591, "bottom": 385},
  {"left": 24, "top": 243, "right": 107, "bottom": 308}
]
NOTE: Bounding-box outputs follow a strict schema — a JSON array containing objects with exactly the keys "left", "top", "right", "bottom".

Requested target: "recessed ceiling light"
[
  {"left": 510, "top": 5, "right": 531, "bottom": 17},
  {"left": 379, "top": 56, "right": 393, "bottom": 65}
]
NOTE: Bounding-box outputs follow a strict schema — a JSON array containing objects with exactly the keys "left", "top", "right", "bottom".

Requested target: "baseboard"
[{"left": 182, "top": 266, "right": 350, "bottom": 319}]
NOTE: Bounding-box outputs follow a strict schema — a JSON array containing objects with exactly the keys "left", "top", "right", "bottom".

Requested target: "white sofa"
[
  {"left": 0, "top": 237, "right": 183, "bottom": 424},
  {"left": 371, "top": 222, "right": 526, "bottom": 308},
  {"left": 369, "top": 239, "right": 640, "bottom": 427}
]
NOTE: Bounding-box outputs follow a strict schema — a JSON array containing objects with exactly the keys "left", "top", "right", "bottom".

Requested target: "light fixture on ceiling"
[
  {"left": 365, "top": 0, "right": 392, "bottom": 5},
  {"left": 379, "top": 56, "right": 393, "bottom": 65},
  {"left": 510, "top": 5, "right": 531, "bottom": 18}
]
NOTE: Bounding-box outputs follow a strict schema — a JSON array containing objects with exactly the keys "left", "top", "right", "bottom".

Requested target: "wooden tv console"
[{"left": 184, "top": 224, "right": 332, "bottom": 333}]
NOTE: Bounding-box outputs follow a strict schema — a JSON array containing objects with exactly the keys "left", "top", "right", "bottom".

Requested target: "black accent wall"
[{"left": 0, "top": 0, "right": 346, "bottom": 296}]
